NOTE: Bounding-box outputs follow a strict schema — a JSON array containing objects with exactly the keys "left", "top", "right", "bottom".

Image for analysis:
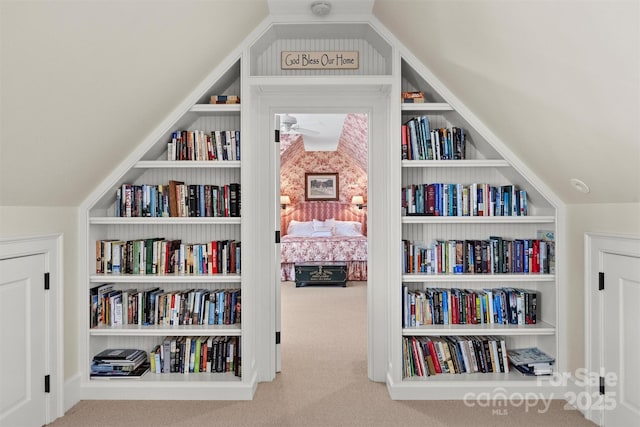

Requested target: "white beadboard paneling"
[
  {"left": 401, "top": 222, "right": 552, "bottom": 242},
  {"left": 100, "top": 223, "right": 240, "bottom": 243}
]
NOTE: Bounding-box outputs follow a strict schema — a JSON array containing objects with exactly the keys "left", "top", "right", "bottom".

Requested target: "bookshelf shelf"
[
  {"left": 402, "top": 321, "right": 555, "bottom": 336},
  {"left": 134, "top": 160, "right": 241, "bottom": 169},
  {"left": 89, "top": 217, "right": 241, "bottom": 225},
  {"left": 400, "top": 370, "right": 550, "bottom": 383},
  {"left": 401, "top": 273, "right": 555, "bottom": 283},
  {"left": 135, "top": 372, "right": 242, "bottom": 382},
  {"left": 401, "top": 215, "right": 555, "bottom": 224},
  {"left": 401, "top": 159, "right": 509, "bottom": 168},
  {"left": 89, "top": 274, "right": 242, "bottom": 284},
  {"left": 189, "top": 104, "right": 241, "bottom": 114},
  {"left": 90, "top": 324, "right": 241, "bottom": 337},
  {"left": 401, "top": 102, "right": 453, "bottom": 112}
]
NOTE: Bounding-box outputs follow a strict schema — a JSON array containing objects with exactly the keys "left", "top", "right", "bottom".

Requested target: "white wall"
[
  {"left": 0, "top": 207, "right": 79, "bottom": 381},
  {"left": 565, "top": 202, "right": 640, "bottom": 373}
]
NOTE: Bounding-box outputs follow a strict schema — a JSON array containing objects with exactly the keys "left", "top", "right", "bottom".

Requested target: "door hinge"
[
  {"left": 276, "top": 331, "right": 281, "bottom": 345},
  {"left": 599, "top": 272, "right": 604, "bottom": 291},
  {"left": 44, "top": 272, "right": 50, "bottom": 290},
  {"left": 599, "top": 376, "right": 605, "bottom": 395},
  {"left": 275, "top": 231, "right": 280, "bottom": 244},
  {"left": 275, "top": 129, "right": 280, "bottom": 143},
  {"left": 44, "top": 375, "right": 50, "bottom": 393}
]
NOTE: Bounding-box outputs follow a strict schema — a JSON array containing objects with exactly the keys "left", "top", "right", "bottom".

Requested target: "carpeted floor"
[{"left": 49, "top": 281, "right": 595, "bottom": 426}]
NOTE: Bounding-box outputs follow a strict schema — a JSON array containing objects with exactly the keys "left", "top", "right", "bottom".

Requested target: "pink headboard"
[{"left": 281, "top": 201, "right": 367, "bottom": 236}]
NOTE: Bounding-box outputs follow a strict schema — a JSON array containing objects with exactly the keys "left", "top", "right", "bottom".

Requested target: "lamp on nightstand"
[
  {"left": 280, "top": 195, "right": 291, "bottom": 210},
  {"left": 351, "top": 195, "right": 365, "bottom": 210}
]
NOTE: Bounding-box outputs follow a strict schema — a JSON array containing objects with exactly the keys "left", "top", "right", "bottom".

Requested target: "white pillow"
[
  {"left": 334, "top": 220, "right": 364, "bottom": 236},
  {"left": 313, "top": 218, "right": 335, "bottom": 234},
  {"left": 287, "top": 220, "right": 315, "bottom": 237},
  {"left": 311, "top": 230, "right": 332, "bottom": 238}
]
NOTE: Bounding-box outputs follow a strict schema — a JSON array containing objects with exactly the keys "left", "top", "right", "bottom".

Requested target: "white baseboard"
[
  {"left": 64, "top": 373, "right": 81, "bottom": 413},
  {"left": 564, "top": 374, "right": 601, "bottom": 426}
]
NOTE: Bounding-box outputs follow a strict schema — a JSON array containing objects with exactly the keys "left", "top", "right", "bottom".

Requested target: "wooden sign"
[{"left": 281, "top": 51, "right": 359, "bottom": 70}]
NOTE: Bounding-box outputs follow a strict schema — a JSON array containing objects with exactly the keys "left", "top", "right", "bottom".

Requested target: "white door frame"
[
  {"left": 248, "top": 83, "right": 393, "bottom": 383},
  {"left": 585, "top": 232, "right": 640, "bottom": 425},
  {"left": 0, "top": 234, "right": 64, "bottom": 424}
]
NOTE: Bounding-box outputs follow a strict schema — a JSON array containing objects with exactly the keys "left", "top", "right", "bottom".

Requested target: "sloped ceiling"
[
  {"left": 374, "top": 0, "right": 639, "bottom": 204},
  {"left": 1, "top": 0, "right": 638, "bottom": 207},
  {"left": 280, "top": 113, "right": 368, "bottom": 173},
  {"left": 0, "top": 0, "right": 268, "bottom": 206}
]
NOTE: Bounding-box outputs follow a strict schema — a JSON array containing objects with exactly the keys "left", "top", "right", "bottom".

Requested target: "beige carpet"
[{"left": 49, "top": 281, "right": 595, "bottom": 427}]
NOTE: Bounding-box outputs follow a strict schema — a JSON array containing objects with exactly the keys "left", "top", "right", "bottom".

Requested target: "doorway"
[
  {"left": 250, "top": 84, "right": 392, "bottom": 383},
  {"left": 276, "top": 112, "right": 369, "bottom": 373}
]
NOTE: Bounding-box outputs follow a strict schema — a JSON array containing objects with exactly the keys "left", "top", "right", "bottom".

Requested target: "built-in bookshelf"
[
  {"left": 80, "top": 58, "right": 254, "bottom": 400},
  {"left": 390, "top": 57, "right": 560, "bottom": 399},
  {"left": 76, "top": 16, "right": 564, "bottom": 403}
]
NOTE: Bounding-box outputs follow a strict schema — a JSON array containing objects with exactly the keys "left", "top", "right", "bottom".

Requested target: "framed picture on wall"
[{"left": 305, "top": 172, "right": 339, "bottom": 201}]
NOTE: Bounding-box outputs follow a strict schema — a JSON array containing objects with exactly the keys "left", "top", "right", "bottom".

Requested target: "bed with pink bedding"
[{"left": 280, "top": 203, "right": 367, "bottom": 281}]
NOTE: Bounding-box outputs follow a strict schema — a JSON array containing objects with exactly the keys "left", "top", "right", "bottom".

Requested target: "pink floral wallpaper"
[{"left": 280, "top": 113, "right": 368, "bottom": 206}]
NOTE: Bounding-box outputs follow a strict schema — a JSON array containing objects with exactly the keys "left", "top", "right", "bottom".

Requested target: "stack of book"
[
  {"left": 402, "top": 91, "right": 425, "bottom": 103},
  {"left": 90, "top": 348, "right": 149, "bottom": 379},
  {"left": 507, "top": 347, "right": 555, "bottom": 376},
  {"left": 210, "top": 95, "right": 239, "bottom": 104}
]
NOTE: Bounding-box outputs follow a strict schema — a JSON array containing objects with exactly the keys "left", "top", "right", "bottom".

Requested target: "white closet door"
[
  {"left": 0, "top": 254, "right": 45, "bottom": 427},
  {"left": 603, "top": 252, "right": 640, "bottom": 427}
]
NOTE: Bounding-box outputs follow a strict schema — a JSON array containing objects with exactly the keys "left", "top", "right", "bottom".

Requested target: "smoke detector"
[{"left": 310, "top": 1, "right": 331, "bottom": 16}]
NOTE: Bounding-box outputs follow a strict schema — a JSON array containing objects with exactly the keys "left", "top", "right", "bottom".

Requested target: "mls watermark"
[
  {"left": 462, "top": 368, "right": 617, "bottom": 415},
  {"left": 463, "top": 387, "right": 553, "bottom": 415},
  {"left": 543, "top": 368, "right": 617, "bottom": 412}
]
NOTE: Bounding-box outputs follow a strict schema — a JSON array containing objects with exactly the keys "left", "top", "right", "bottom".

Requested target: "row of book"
[
  {"left": 402, "top": 183, "right": 527, "bottom": 217},
  {"left": 402, "top": 116, "right": 467, "bottom": 160},
  {"left": 115, "top": 181, "right": 240, "bottom": 218},
  {"left": 91, "top": 348, "right": 149, "bottom": 378},
  {"left": 96, "top": 238, "right": 241, "bottom": 275},
  {"left": 90, "top": 284, "right": 241, "bottom": 328},
  {"left": 402, "top": 286, "right": 538, "bottom": 328},
  {"left": 403, "top": 335, "right": 509, "bottom": 378},
  {"left": 149, "top": 335, "right": 240, "bottom": 377},
  {"left": 402, "top": 236, "right": 555, "bottom": 275},
  {"left": 167, "top": 129, "right": 240, "bottom": 161}
]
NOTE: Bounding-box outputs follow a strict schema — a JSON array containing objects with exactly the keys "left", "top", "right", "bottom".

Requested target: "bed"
[{"left": 280, "top": 202, "right": 367, "bottom": 281}]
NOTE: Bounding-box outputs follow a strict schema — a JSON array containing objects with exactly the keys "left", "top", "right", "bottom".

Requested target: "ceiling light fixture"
[
  {"left": 570, "top": 178, "right": 590, "bottom": 194},
  {"left": 310, "top": 1, "right": 331, "bottom": 16}
]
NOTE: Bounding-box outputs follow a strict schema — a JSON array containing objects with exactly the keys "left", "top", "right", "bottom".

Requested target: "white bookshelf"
[
  {"left": 79, "top": 57, "right": 255, "bottom": 400},
  {"left": 388, "top": 57, "right": 560, "bottom": 399},
  {"left": 74, "top": 15, "right": 566, "bottom": 403}
]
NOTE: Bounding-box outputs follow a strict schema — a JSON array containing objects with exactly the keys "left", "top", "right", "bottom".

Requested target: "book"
[
  {"left": 210, "top": 95, "right": 239, "bottom": 104},
  {"left": 93, "top": 348, "right": 146, "bottom": 363},
  {"left": 507, "top": 347, "right": 555, "bottom": 366},
  {"left": 402, "top": 91, "right": 425, "bottom": 103},
  {"left": 91, "top": 363, "right": 150, "bottom": 379}
]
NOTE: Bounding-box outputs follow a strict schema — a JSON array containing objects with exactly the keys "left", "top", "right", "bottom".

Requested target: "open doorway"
[
  {"left": 252, "top": 85, "right": 391, "bottom": 384},
  {"left": 276, "top": 112, "right": 369, "bottom": 373}
]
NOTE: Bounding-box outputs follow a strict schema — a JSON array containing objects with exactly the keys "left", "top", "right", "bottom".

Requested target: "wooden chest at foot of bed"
[{"left": 294, "top": 262, "right": 347, "bottom": 287}]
